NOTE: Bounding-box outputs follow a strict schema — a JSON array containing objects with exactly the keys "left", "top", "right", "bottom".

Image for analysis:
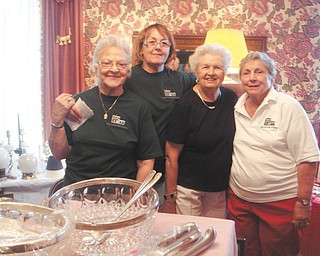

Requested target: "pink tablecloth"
[{"left": 154, "top": 212, "right": 237, "bottom": 256}]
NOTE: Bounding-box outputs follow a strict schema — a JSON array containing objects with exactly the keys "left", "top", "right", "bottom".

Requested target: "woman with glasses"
[
  {"left": 49, "top": 35, "right": 162, "bottom": 186},
  {"left": 163, "top": 43, "right": 238, "bottom": 217},
  {"left": 125, "top": 24, "right": 196, "bottom": 205}
]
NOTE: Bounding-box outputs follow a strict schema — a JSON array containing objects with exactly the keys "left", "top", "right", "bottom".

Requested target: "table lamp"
[
  {"left": 18, "top": 153, "right": 38, "bottom": 180},
  {"left": 43, "top": 155, "right": 65, "bottom": 179},
  {"left": 46, "top": 155, "right": 63, "bottom": 170},
  {"left": 204, "top": 28, "right": 248, "bottom": 84},
  {"left": 0, "top": 148, "right": 10, "bottom": 181}
]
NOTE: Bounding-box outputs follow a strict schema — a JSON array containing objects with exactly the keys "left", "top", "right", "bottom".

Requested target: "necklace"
[
  {"left": 98, "top": 91, "right": 120, "bottom": 120},
  {"left": 196, "top": 88, "right": 221, "bottom": 110}
]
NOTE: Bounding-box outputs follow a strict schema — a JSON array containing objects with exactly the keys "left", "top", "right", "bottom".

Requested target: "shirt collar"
[{"left": 235, "top": 86, "right": 278, "bottom": 111}]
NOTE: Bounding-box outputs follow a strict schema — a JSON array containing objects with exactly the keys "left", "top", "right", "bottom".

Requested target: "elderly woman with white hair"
[
  {"left": 163, "top": 43, "right": 238, "bottom": 218},
  {"left": 49, "top": 34, "right": 162, "bottom": 186},
  {"left": 228, "top": 51, "right": 320, "bottom": 256}
]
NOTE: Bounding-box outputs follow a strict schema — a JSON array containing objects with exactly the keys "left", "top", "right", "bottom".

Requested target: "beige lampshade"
[
  {"left": 205, "top": 29, "right": 248, "bottom": 84},
  {"left": 205, "top": 28, "right": 248, "bottom": 69}
]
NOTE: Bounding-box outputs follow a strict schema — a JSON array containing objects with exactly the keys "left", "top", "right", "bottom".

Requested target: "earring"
[{"left": 196, "top": 79, "right": 199, "bottom": 84}]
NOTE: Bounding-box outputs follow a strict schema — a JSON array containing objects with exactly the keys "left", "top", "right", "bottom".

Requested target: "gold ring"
[{"left": 68, "top": 98, "right": 72, "bottom": 102}]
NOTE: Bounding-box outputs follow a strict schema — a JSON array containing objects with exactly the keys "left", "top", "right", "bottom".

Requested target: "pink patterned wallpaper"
[{"left": 83, "top": 0, "right": 320, "bottom": 130}]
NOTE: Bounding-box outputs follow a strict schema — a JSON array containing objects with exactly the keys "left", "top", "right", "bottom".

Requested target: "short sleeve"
[{"left": 136, "top": 104, "right": 163, "bottom": 160}]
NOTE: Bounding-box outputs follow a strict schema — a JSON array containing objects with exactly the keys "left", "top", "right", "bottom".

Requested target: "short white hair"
[
  {"left": 91, "top": 34, "right": 132, "bottom": 73},
  {"left": 189, "top": 43, "right": 233, "bottom": 72},
  {"left": 239, "top": 51, "right": 277, "bottom": 79}
]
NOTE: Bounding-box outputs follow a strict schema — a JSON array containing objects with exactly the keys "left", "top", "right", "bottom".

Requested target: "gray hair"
[
  {"left": 91, "top": 34, "right": 132, "bottom": 73},
  {"left": 239, "top": 51, "right": 277, "bottom": 79},
  {"left": 189, "top": 43, "right": 233, "bottom": 72}
]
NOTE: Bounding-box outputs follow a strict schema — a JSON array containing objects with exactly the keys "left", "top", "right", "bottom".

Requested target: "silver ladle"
[
  {"left": 113, "top": 170, "right": 162, "bottom": 221},
  {"left": 81, "top": 171, "right": 162, "bottom": 246}
]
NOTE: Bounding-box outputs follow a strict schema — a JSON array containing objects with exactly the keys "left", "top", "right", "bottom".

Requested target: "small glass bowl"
[
  {"left": 0, "top": 202, "right": 71, "bottom": 255},
  {"left": 47, "top": 177, "right": 159, "bottom": 255}
]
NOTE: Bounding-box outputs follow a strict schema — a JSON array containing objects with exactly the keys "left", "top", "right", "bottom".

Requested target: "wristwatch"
[
  {"left": 164, "top": 191, "right": 177, "bottom": 201},
  {"left": 297, "top": 198, "right": 311, "bottom": 206}
]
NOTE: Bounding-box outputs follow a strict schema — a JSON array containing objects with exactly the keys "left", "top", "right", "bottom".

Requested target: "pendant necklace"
[
  {"left": 196, "top": 87, "right": 221, "bottom": 110},
  {"left": 98, "top": 90, "right": 120, "bottom": 120}
]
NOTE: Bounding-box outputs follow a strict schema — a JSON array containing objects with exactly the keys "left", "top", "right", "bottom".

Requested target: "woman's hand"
[
  {"left": 51, "top": 93, "right": 81, "bottom": 125},
  {"left": 161, "top": 199, "right": 177, "bottom": 214},
  {"left": 292, "top": 201, "right": 312, "bottom": 229}
]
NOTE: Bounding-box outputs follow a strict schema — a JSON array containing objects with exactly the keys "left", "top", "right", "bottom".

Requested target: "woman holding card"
[{"left": 49, "top": 35, "right": 162, "bottom": 186}]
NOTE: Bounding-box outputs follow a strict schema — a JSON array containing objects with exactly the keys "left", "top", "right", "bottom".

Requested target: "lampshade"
[
  {"left": 204, "top": 29, "right": 248, "bottom": 83},
  {"left": 46, "top": 155, "right": 63, "bottom": 170},
  {"left": 19, "top": 153, "right": 38, "bottom": 173}
]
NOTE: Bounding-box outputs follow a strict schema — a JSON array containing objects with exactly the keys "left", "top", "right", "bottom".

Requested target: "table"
[
  {"left": 153, "top": 213, "right": 237, "bottom": 256},
  {"left": 0, "top": 210, "right": 237, "bottom": 256},
  {"left": 0, "top": 167, "right": 65, "bottom": 205},
  {"left": 300, "top": 182, "right": 320, "bottom": 256}
]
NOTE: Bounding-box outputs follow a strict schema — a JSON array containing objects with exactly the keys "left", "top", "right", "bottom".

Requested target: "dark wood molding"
[
  {"left": 172, "top": 35, "right": 267, "bottom": 52},
  {"left": 132, "top": 33, "right": 267, "bottom": 63}
]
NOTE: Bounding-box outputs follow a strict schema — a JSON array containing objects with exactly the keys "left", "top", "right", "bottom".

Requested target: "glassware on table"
[
  {"left": 47, "top": 177, "right": 159, "bottom": 255},
  {"left": 0, "top": 202, "right": 71, "bottom": 255}
]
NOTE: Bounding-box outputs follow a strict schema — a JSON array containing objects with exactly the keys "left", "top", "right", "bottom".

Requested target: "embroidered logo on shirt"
[
  {"left": 263, "top": 118, "right": 275, "bottom": 126},
  {"left": 111, "top": 114, "right": 126, "bottom": 126},
  {"left": 164, "top": 89, "right": 176, "bottom": 97},
  {"left": 260, "top": 117, "right": 278, "bottom": 129}
]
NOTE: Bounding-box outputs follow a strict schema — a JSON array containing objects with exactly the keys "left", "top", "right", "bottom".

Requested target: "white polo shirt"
[{"left": 230, "top": 87, "right": 320, "bottom": 202}]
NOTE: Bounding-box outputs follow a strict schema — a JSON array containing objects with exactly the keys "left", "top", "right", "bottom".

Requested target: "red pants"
[{"left": 227, "top": 188, "right": 300, "bottom": 256}]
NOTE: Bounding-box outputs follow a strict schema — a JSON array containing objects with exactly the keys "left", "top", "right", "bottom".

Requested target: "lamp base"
[{"left": 21, "top": 172, "right": 36, "bottom": 180}]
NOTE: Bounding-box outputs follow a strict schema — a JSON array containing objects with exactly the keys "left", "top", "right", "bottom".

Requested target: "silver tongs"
[
  {"left": 179, "top": 226, "right": 217, "bottom": 256},
  {"left": 131, "top": 222, "right": 217, "bottom": 256},
  {"left": 131, "top": 222, "right": 201, "bottom": 255}
]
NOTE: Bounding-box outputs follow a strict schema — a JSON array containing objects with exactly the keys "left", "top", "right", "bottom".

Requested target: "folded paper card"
[{"left": 65, "top": 97, "right": 94, "bottom": 131}]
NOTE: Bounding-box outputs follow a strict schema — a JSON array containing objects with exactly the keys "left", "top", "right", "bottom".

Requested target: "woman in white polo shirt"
[{"left": 228, "top": 51, "right": 320, "bottom": 256}]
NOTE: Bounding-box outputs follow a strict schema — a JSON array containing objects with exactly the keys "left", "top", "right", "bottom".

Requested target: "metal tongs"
[
  {"left": 135, "top": 222, "right": 216, "bottom": 256},
  {"left": 131, "top": 222, "right": 202, "bottom": 255},
  {"left": 179, "top": 226, "right": 217, "bottom": 256}
]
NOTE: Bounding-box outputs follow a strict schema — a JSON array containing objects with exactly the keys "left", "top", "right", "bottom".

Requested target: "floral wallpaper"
[{"left": 83, "top": 0, "right": 320, "bottom": 135}]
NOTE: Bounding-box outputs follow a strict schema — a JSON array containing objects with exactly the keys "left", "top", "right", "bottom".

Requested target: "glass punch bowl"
[
  {"left": 0, "top": 202, "right": 71, "bottom": 255},
  {"left": 47, "top": 177, "right": 159, "bottom": 255}
]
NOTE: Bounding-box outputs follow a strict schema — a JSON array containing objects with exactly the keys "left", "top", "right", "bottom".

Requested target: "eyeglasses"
[
  {"left": 143, "top": 39, "right": 172, "bottom": 48},
  {"left": 200, "top": 65, "right": 224, "bottom": 72},
  {"left": 99, "top": 60, "right": 128, "bottom": 70}
]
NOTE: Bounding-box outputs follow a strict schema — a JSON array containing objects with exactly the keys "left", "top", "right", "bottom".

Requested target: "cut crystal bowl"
[
  {"left": 47, "top": 177, "right": 159, "bottom": 255},
  {"left": 0, "top": 202, "right": 71, "bottom": 255}
]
